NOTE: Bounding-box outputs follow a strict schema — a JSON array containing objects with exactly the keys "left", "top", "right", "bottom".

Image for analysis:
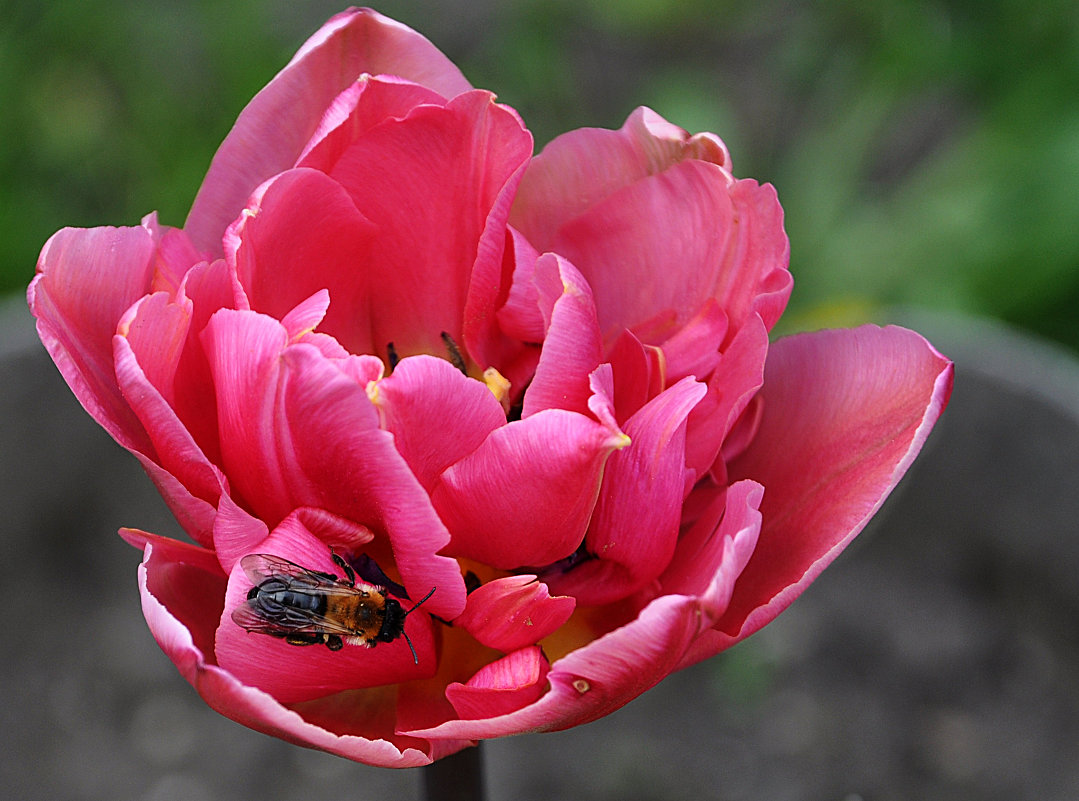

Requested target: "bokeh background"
[{"left": 3, "top": 1, "right": 1078, "bottom": 799}]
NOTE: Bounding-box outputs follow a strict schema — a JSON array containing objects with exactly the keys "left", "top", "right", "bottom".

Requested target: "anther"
[{"left": 440, "top": 331, "right": 468, "bottom": 376}]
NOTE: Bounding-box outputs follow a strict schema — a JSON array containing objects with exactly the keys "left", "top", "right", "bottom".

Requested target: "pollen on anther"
[{"left": 572, "top": 678, "right": 590, "bottom": 694}]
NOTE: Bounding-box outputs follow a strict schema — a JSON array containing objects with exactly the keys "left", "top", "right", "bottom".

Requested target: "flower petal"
[
  {"left": 683, "top": 312, "right": 770, "bottom": 479},
  {"left": 185, "top": 7, "right": 472, "bottom": 254},
  {"left": 511, "top": 107, "right": 790, "bottom": 343},
  {"left": 445, "top": 646, "right": 551, "bottom": 720},
  {"left": 305, "top": 90, "right": 532, "bottom": 360},
  {"left": 127, "top": 532, "right": 435, "bottom": 767},
  {"left": 545, "top": 377, "right": 706, "bottom": 605},
  {"left": 114, "top": 293, "right": 227, "bottom": 541},
  {"left": 372, "top": 355, "right": 506, "bottom": 492},
  {"left": 520, "top": 253, "right": 603, "bottom": 419},
  {"left": 224, "top": 167, "right": 381, "bottom": 356},
  {"left": 511, "top": 106, "right": 731, "bottom": 251},
  {"left": 29, "top": 221, "right": 160, "bottom": 452},
  {"left": 455, "top": 575, "right": 575, "bottom": 652},
  {"left": 716, "top": 325, "right": 954, "bottom": 644},
  {"left": 214, "top": 514, "right": 436, "bottom": 704},
  {"left": 432, "top": 409, "right": 628, "bottom": 569},
  {"left": 404, "top": 592, "right": 702, "bottom": 739}
]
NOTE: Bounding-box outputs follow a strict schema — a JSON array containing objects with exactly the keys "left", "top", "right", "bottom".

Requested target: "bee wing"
[{"left": 239, "top": 553, "right": 332, "bottom": 587}]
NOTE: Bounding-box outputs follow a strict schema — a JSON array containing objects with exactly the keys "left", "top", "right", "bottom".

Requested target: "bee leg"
[
  {"left": 330, "top": 550, "right": 357, "bottom": 586},
  {"left": 284, "top": 633, "right": 322, "bottom": 647},
  {"left": 324, "top": 635, "right": 344, "bottom": 651}
]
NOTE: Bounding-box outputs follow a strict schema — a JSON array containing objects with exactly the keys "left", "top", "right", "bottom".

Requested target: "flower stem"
[{"left": 422, "top": 743, "right": 486, "bottom": 801}]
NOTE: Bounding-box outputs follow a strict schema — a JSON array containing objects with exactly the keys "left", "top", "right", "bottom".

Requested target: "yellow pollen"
[
  {"left": 572, "top": 678, "right": 590, "bottom": 694},
  {"left": 365, "top": 380, "right": 381, "bottom": 406},
  {"left": 483, "top": 367, "right": 512, "bottom": 411}
]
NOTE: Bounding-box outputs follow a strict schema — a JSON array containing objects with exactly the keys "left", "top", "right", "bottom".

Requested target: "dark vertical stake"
[{"left": 421, "top": 743, "right": 486, "bottom": 801}]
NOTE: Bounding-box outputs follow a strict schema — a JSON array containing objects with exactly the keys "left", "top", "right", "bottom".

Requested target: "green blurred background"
[{"left": 4, "top": 0, "right": 1078, "bottom": 350}]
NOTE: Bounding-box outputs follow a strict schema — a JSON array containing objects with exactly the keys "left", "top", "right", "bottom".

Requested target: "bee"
[{"left": 232, "top": 552, "right": 434, "bottom": 664}]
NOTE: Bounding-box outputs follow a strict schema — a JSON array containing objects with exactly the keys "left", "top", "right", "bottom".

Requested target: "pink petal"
[
  {"left": 520, "top": 253, "right": 603, "bottom": 419},
  {"left": 303, "top": 90, "right": 531, "bottom": 360},
  {"left": 455, "top": 575, "right": 575, "bottom": 652},
  {"left": 128, "top": 532, "right": 435, "bottom": 767},
  {"left": 659, "top": 479, "right": 763, "bottom": 620},
  {"left": 658, "top": 299, "right": 727, "bottom": 384},
  {"left": 372, "top": 355, "right": 507, "bottom": 491},
  {"left": 545, "top": 377, "right": 706, "bottom": 605},
  {"left": 114, "top": 293, "right": 227, "bottom": 516},
  {"left": 445, "top": 647, "right": 551, "bottom": 720},
  {"left": 511, "top": 106, "right": 731, "bottom": 251},
  {"left": 29, "top": 222, "right": 160, "bottom": 453},
  {"left": 276, "top": 345, "right": 467, "bottom": 619},
  {"left": 224, "top": 168, "right": 381, "bottom": 356},
  {"left": 214, "top": 515, "right": 435, "bottom": 704},
  {"left": 431, "top": 409, "right": 628, "bottom": 569},
  {"left": 203, "top": 311, "right": 466, "bottom": 619},
  {"left": 715, "top": 325, "right": 954, "bottom": 644},
  {"left": 683, "top": 313, "right": 770, "bottom": 479},
  {"left": 404, "top": 592, "right": 703, "bottom": 739},
  {"left": 185, "top": 7, "right": 472, "bottom": 255},
  {"left": 510, "top": 107, "right": 790, "bottom": 343},
  {"left": 495, "top": 226, "right": 544, "bottom": 342}
]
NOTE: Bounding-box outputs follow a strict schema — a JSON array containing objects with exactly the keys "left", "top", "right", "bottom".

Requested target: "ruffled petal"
[
  {"left": 403, "top": 592, "right": 703, "bottom": 739},
  {"left": 455, "top": 575, "right": 575, "bottom": 652},
  {"left": 28, "top": 222, "right": 160, "bottom": 452},
  {"left": 302, "top": 90, "right": 531, "bottom": 360},
  {"left": 520, "top": 253, "right": 603, "bottom": 419},
  {"left": 224, "top": 167, "right": 381, "bottom": 356},
  {"left": 432, "top": 409, "right": 628, "bottom": 569},
  {"left": 683, "top": 312, "right": 769, "bottom": 479},
  {"left": 715, "top": 325, "right": 954, "bottom": 644},
  {"left": 113, "top": 294, "right": 227, "bottom": 536},
  {"left": 215, "top": 514, "right": 435, "bottom": 704},
  {"left": 126, "top": 531, "right": 435, "bottom": 767},
  {"left": 545, "top": 377, "right": 706, "bottom": 605},
  {"left": 510, "top": 107, "right": 790, "bottom": 343},
  {"left": 445, "top": 647, "right": 551, "bottom": 720},
  {"left": 372, "top": 355, "right": 506, "bottom": 491},
  {"left": 510, "top": 106, "right": 731, "bottom": 251},
  {"left": 185, "top": 7, "right": 472, "bottom": 254}
]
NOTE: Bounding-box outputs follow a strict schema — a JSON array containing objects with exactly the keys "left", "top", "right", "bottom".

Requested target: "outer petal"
[
  {"left": 715, "top": 325, "right": 954, "bottom": 645},
  {"left": 432, "top": 409, "right": 628, "bottom": 569},
  {"left": 510, "top": 106, "right": 731, "bottom": 250},
  {"left": 125, "top": 531, "right": 435, "bottom": 767},
  {"left": 404, "top": 592, "right": 703, "bottom": 739},
  {"left": 185, "top": 7, "right": 472, "bottom": 254},
  {"left": 215, "top": 514, "right": 435, "bottom": 704},
  {"left": 28, "top": 222, "right": 159, "bottom": 453}
]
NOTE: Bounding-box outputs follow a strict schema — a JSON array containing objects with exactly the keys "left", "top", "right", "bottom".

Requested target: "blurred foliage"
[{"left": 3, "top": 0, "right": 1078, "bottom": 349}]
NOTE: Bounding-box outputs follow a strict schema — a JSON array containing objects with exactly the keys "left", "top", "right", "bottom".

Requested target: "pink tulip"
[{"left": 28, "top": 7, "right": 952, "bottom": 767}]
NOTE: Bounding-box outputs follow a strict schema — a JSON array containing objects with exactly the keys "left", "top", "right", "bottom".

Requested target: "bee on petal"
[{"left": 232, "top": 553, "right": 434, "bottom": 663}]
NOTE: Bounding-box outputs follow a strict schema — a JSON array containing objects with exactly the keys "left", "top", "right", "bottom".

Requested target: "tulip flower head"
[{"left": 28, "top": 7, "right": 952, "bottom": 767}]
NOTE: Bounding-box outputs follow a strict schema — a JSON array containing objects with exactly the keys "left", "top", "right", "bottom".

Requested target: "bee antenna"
[
  {"left": 403, "top": 631, "right": 419, "bottom": 665},
  {"left": 403, "top": 586, "right": 436, "bottom": 617}
]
